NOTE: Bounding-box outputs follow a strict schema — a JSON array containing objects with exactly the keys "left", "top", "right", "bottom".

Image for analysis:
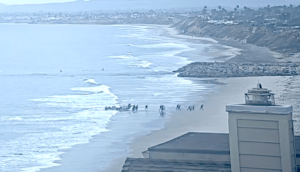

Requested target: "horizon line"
[{"left": 0, "top": 0, "right": 78, "bottom": 5}]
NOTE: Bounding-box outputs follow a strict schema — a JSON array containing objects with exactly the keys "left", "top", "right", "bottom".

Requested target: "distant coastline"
[
  {"left": 2, "top": 8, "right": 299, "bottom": 172},
  {"left": 1, "top": 5, "right": 300, "bottom": 60},
  {"left": 2, "top": 5, "right": 300, "bottom": 79}
]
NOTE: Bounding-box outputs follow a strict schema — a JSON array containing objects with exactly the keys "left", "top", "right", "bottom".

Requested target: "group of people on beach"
[
  {"left": 105, "top": 103, "right": 204, "bottom": 112},
  {"left": 176, "top": 104, "right": 203, "bottom": 111},
  {"left": 132, "top": 105, "right": 139, "bottom": 111}
]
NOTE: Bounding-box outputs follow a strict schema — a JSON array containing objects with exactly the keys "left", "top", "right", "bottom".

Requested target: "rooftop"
[
  {"left": 122, "top": 132, "right": 300, "bottom": 171},
  {"left": 122, "top": 158, "right": 231, "bottom": 172},
  {"left": 148, "top": 132, "right": 300, "bottom": 156},
  {"left": 148, "top": 132, "right": 229, "bottom": 154}
]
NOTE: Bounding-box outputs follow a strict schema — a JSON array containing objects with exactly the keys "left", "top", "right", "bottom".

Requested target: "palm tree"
[
  {"left": 221, "top": 8, "right": 227, "bottom": 14},
  {"left": 211, "top": 9, "right": 217, "bottom": 17},
  {"left": 202, "top": 6, "right": 208, "bottom": 16}
]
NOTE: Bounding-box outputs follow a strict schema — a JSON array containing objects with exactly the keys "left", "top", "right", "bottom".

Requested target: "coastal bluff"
[{"left": 174, "top": 62, "right": 300, "bottom": 78}]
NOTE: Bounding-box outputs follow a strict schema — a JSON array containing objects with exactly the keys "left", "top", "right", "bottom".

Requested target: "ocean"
[{"left": 0, "top": 24, "right": 218, "bottom": 172}]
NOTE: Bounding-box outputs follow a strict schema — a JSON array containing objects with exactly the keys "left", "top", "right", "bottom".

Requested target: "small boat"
[{"left": 105, "top": 105, "right": 131, "bottom": 111}]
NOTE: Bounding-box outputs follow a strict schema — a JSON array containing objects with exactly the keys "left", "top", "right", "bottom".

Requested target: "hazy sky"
[{"left": 0, "top": 0, "right": 75, "bottom": 4}]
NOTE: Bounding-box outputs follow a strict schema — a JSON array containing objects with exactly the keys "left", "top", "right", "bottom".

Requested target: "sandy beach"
[
  {"left": 103, "top": 75, "right": 295, "bottom": 172},
  {"left": 102, "top": 25, "right": 300, "bottom": 172},
  {"left": 157, "top": 25, "right": 284, "bottom": 63},
  {"left": 39, "top": 24, "right": 299, "bottom": 172}
]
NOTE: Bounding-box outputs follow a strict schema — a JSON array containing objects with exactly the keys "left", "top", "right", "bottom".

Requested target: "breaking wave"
[
  {"left": 1, "top": 84, "right": 118, "bottom": 172},
  {"left": 84, "top": 79, "right": 99, "bottom": 85}
]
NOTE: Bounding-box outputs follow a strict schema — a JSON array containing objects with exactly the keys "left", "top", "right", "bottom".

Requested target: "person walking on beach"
[
  {"left": 176, "top": 104, "right": 181, "bottom": 111},
  {"left": 200, "top": 104, "right": 204, "bottom": 110},
  {"left": 145, "top": 105, "right": 148, "bottom": 110},
  {"left": 136, "top": 105, "right": 138, "bottom": 111},
  {"left": 159, "top": 105, "right": 165, "bottom": 111},
  {"left": 132, "top": 105, "right": 136, "bottom": 111}
]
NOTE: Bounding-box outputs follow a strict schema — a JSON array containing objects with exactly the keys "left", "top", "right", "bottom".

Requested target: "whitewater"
[{"left": 0, "top": 24, "right": 217, "bottom": 172}]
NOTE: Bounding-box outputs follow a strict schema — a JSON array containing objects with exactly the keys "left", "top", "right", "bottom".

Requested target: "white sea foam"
[
  {"left": 8, "top": 117, "right": 22, "bottom": 121},
  {"left": 134, "top": 42, "right": 189, "bottom": 49},
  {"left": 110, "top": 54, "right": 152, "bottom": 68},
  {"left": 84, "top": 79, "right": 98, "bottom": 85},
  {"left": 72, "top": 85, "right": 113, "bottom": 94},
  {"left": 116, "top": 34, "right": 161, "bottom": 41},
  {"left": 152, "top": 93, "right": 164, "bottom": 96},
  {"left": 1, "top": 84, "right": 119, "bottom": 172},
  {"left": 31, "top": 85, "right": 116, "bottom": 109},
  {"left": 109, "top": 55, "right": 134, "bottom": 59},
  {"left": 158, "top": 48, "right": 194, "bottom": 57},
  {"left": 115, "top": 33, "right": 143, "bottom": 38},
  {"left": 0, "top": 24, "right": 216, "bottom": 172},
  {"left": 220, "top": 45, "right": 242, "bottom": 60},
  {"left": 130, "top": 60, "right": 153, "bottom": 68}
]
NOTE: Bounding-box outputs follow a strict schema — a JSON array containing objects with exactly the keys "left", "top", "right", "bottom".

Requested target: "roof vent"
[{"left": 245, "top": 83, "right": 275, "bottom": 106}]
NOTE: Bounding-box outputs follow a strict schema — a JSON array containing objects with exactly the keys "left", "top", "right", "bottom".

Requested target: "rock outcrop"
[{"left": 174, "top": 62, "right": 300, "bottom": 78}]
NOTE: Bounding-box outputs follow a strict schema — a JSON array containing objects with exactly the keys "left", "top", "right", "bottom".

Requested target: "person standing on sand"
[
  {"left": 176, "top": 104, "right": 181, "bottom": 111},
  {"left": 200, "top": 104, "right": 204, "bottom": 110},
  {"left": 145, "top": 105, "right": 148, "bottom": 110},
  {"left": 159, "top": 105, "right": 165, "bottom": 112}
]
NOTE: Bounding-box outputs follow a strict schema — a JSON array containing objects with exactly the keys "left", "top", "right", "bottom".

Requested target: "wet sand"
[
  {"left": 157, "top": 25, "right": 283, "bottom": 63},
  {"left": 276, "top": 75, "right": 300, "bottom": 135},
  {"left": 40, "top": 24, "right": 299, "bottom": 172},
  {"left": 102, "top": 25, "right": 300, "bottom": 172},
  {"left": 103, "top": 76, "right": 289, "bottom": 172}
]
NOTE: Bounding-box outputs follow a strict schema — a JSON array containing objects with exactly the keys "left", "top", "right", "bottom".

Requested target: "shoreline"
[
  {"left": 101, "top": 25, "right": 300, "bottom": 172},
  {"left": 1, "top": 22, "right": 286, "bottom": 63},
  {"left": 39, "top": 24, "right": 217, "bottom": 172},
  {"left": 160, "top": 25, "right": 285, "bottom": 63},
  {"left": 38, "top": 24, "right": 298, "bottom": 172},
  {"left": 103, "top": 76, "right": 292, "bottom": 172},
  {"left": 101, "top": 25, "right": 296, "bottom": 172}
]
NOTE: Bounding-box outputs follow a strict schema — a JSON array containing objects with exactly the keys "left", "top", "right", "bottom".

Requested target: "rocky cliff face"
[
  {"left": 174, "top": 62, "right": 300, "bottom": 78},
  {"left": 173, "top": 18, "right": 300, "bottom": 55}
]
